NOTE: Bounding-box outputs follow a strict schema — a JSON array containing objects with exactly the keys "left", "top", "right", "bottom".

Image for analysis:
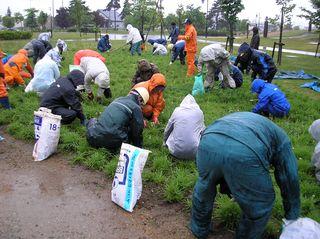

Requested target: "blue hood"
[
  {"left": 238, "top": 42, "right": 250, "bottom": 54},
  {"left": 251, "top": 79, "right": 266, "bottom": 93}
]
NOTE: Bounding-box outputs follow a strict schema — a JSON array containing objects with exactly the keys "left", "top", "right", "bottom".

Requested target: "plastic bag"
[
  {"left": 280, "top": 218, "right": 320, "bottom": 239},
  {"left": 313, "top": 142, "right": 320, "bottom": 182},
  {"left": 111, "top": 143, "right": 151, "bottom": 212},
  {"left": 33, "top": 107, "right": 62, "bottom": 161},
  {"left": 192, "top": 74, "right": 205, "bottom": 96}
]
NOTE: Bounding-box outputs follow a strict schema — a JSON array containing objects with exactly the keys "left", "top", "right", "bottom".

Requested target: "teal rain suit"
[{"left": 191, "top": 112, "right": 300, "bottom": 239}]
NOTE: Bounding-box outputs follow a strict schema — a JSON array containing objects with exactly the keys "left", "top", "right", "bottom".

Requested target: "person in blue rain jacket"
[
  {"left": 97, "top": 34, "right": 112, "bottom": 52},
  {"left": 215, "top": 64, "right": 243, "bottom": 88},
  {"left": 235, "top": 42, "right": 277, "bottom": 83},
  {"left": 168, "top": 22, "right": 179, "bottom": 44},
  {"left": 251, "top": 79, "right": 290, "bottom": 117},
  {"left": 169, "top": 40, "right": 186, "bottom": 65},
  {"left": 191, "top": 112, "right": 300, "bottom": 239}
]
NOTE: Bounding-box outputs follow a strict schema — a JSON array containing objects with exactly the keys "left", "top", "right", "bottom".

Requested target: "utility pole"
[
  {"left": 160, "top": 0, "right": 163, "bottom": 39},
  {"left": 51, "top": 0, "right": 54, "bottom": 37},
  {"left": 205, "top": 0, "right": 209, "bottom": 40}
]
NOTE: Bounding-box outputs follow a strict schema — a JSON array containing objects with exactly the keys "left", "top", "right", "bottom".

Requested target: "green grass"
[{"left": 0, "top": 34, "right": 320, "bottom": 238}]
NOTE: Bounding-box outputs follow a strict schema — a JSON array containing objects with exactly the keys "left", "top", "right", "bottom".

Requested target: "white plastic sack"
[
  {"left": 33, "top": 107, "right": 62, "bottom": 161},
  {"left": 280, "top": 218, "right": 320, "bottom": 239},
  {"left": 111, "top": 143, "right": 151, "bottom": 212}
]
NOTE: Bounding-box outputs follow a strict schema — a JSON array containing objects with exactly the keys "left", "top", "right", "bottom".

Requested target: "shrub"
[{"left": 0, "top": 30, "right": 32, "bottom": 40}]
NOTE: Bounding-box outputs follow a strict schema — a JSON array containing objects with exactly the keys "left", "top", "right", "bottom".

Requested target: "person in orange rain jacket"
[
  {"left": 133, "top": 73, "right": 166, "bottom": 125},
  {"left": 4, "top": 49, "right": 34, "bottom": 87},
  {"left": 0, "top": 49, "right": 11, "bottom": 109},
  {"left": 73, "top": 49, "right": 106, "bottom": 65},
  {"left": 178, "top": 18, "right": 197, "bottom": 77}
]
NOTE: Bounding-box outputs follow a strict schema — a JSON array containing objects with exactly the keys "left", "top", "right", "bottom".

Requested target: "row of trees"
[{"left": 1, "top": 7, "right": 48, "bottom": 30}]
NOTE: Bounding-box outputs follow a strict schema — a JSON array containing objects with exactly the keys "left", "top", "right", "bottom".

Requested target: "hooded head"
[
  {"left": 67, "top": 70, "right": 85, "bottom": 89},
  {"left": 138, "top": 59, "right": 152, "bottom": 72},
  {"left": 149, "top": 73, "right": 166, "bottom": 92},
  {"left": 309, "top": 119, "right": 320, "bottom": 142},
  {"left": 184, "top": 18, "right": 192, "bottom": 25},
  {"left": 252, "top": 26, "right": 259, "bottom": 34},
  {"left": 167, "top": 44, "right": 174, "bottom": 51},
  {"left": 57, "top": 39, "right": 67, "bottom": 53},
  {"left": 126, "top": 24, "right": 133, "bottom": 31},
  {"left": 179, "top": 94, "right": 200, "bottom": 110},
  {"left": 131, "top": 87, "right": 150, "bottom": 105},
  {"left": 154, "top": 43, "right": 159, "bottom": 48},
  {"left": 251, "top": 79, "right": 266, "bottom": 94},
  {"left": 237, "top": 42, "right": 252, "bottom": 68},
  {"left": 18, "top": 49, "right": 28, "bottom": 56}
]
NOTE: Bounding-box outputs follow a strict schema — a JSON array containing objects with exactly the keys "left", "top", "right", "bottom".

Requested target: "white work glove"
[
  {"left": 169, "top": 61, "right": 172, "bottom": 65},
  {"left": 282, "top": 218, "right": 298, "bottom": 229}
]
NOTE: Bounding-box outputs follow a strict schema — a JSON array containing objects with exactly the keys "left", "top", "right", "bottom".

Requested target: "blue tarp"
[
  {"left": 300, "top": 81, "right": 320, "bottom": 93},
  {"left": 274, "top": 70, "right": 320, "bottom": 80}
]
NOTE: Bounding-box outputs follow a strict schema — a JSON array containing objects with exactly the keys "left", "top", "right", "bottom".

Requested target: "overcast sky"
[{"left": 0, "top": 0, "right": 313, "bottom": 28}]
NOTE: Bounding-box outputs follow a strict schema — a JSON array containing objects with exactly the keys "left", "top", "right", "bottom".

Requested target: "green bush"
[{"left": 0, "top": 30, "right": 32, "bottom": 40}]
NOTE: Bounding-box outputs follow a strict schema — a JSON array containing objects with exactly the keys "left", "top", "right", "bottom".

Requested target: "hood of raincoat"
[
  {"left": 309, "top": 119, "right": 320, "bottom": 142},
  {"left": 67, "top": 70, "right": 85, "bottom": 88},
  {"left": 238, "top": 42, "right": 251, "bottom": 54},
  {"left": 154, "top": 43, "right": 159, "bottom": 47},
  {"left": 18, "top": 49, "right": 28, "bottom": 56},
  {"left": 251, "top": 79, "right": 266, "bottom": 94},
  {"left": 148, "top": 73, "right": 166, "bottom": 91},
  {"left": 138, "top": 59, "right": 151, "bottom": 72},
  {"left": 179, "top": 94, "right": 200, "bottom": 110},
  {"left": 126, "top": 24, "right": 133, "bottom": 31},
  {"left": 57, "top": 39, "right": 67, "bottom": 52},
  {"left": 252, "top": 27, "right": 259, "bottom": 34}
]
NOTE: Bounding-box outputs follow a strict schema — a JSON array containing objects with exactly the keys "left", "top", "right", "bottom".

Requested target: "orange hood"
[
  {"left": 148, "top": 73, "right": 166, "bottom": 91},
  {"left": 18, "top": 49, "right": 28, "bottom": 56}
]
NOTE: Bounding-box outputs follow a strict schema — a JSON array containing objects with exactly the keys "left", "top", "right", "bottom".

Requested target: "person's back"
[
  {"left": 73, "top": 49, "right": 105, "bottom": 65},
  {"left": 153, "top": 43, "right": 167, "bottom": 55},
  {"left": 164, "top": 95, "right": 205, "bottom": 160},
  {"left": 251, "top": 50, "right": 276, "bottom": 73},
  {"left": 6, "top": 51, "right": 29, "bottom": 70},
  {"left": 86, "top": 94, "right": 143, "bottom": 149},
  {"left": 80, "top": 56, "right": 107, "bottom": 74},
  {"left": 199, "top": 44, "right": 229, "bottom": 63},
  {"left": 26, "top": 56, "right": 59, "bottom": 94}
]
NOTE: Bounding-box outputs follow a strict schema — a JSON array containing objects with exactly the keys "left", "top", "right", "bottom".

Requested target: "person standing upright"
[
  {"left": 250, "top": 26, "right": 260, "bottom": 50},
  {"left": 178, "top": 18, "right": 197, "bottom": 77},
  {"left": 168, "top": 22, "right": 179, "bottom": 44}
]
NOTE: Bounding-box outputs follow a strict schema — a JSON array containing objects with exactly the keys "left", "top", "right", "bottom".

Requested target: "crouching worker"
[
  {"left": 97, "top": 34, "right": 112, "bottom": 52},
  {"left": 86, "top": 87, "right": 149, "bottom": 150},
  {"left": 131, "top": 59, "right": 159, "bottom": 86},
  {"left": 163, "top": 94, "right": 205, "bottom": 160},
  {"left": 251, "top": 79, "right": 290, "bottom": 118},
  {"left": 80, "top": 56, "right": 111, "bottom": 102},
  {"left": 73, "top": 49, "right": 106, "bottom": 65},
  {"left": 40, "top": 70, "right": 86, "bottom": 125},
  {"left": 215, "top": 65, "right": 243, "bottom": 88},
  {"left": 198, "top": 44, "right": 236, "bottom": 90},
  {"left": 0, "top": 49, "right": 11, "bottom": 109},
  {"left": 191, "top": 112, "right": 300, "bottom": 239},
  {"left": 168, "top": 40, "right": 186, "bottom": 65},
  {"left": 152, "top": 43, "right": 167, "bottom": 56},
  {"left": 25, "top": 55, "right": 60, "bottom": 95},
  {"left": 133, "top": 73, "right": 166, "bottom": 125},
  {"left": 4, "top": 49, "right": 34, "bottom": 87}
]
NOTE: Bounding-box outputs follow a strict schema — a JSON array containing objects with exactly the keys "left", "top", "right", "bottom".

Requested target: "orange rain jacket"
[
  {"left": 4, "top": 49, "right": 34, "bottom": 86},
  {"left": 0, "top": 58, "right": 7, "bottom": 98},
  {"left": 133, "top": 73, "right": 166, "bottom": 119},
  {"left": 178, "top": 24, "right": 197, "bottom": 53},
  {"left": 73, "top": 49, "right": 106, "bottom": 65}
]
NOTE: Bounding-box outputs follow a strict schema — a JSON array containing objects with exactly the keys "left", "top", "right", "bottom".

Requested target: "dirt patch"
[{"left": 0, "top": 129, "right": 233, "bottom": 239}]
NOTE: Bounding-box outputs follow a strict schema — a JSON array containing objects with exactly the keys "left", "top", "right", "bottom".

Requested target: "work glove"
[
  {"left": 169, "top": 61, "right": 173, "bottom": 65},
  {"left": 143, "top": 119, "right": 148, "bottom": 128},
  {"left": 152, "top": 116, "right": 159, "bottom": 125},
  {"left": 80, "top": 117, "right": 87, "bottom": 126},
  {"left": 87, "top": 92, "right": 94, "bottom": 101}
]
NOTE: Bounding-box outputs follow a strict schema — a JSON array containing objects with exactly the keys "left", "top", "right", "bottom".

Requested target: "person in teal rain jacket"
[
  {"left": 251, "top": 79, "right": 290, "bottom": 118},
  {"left": 191, "top": 112, "right": 300, "bottom": 239}
]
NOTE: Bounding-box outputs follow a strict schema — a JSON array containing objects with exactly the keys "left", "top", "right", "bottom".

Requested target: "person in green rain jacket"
[{"left": 190, "top": 112, "right": 300, "bottom": 239}]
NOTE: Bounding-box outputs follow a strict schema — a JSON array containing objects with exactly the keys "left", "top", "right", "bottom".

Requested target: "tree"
[
  {"left": 38, "top": 11, "right": 48, "bottom": 30},
  {"left": 6, "top": 7, "right": 12, "bottom": 17},
  {"left": 92, "top": 10, "right": 106, "bottom": 27},
  {"left": 69, "top": 0, "right": 91, "bottom": 33},
  {"left": 176, "top": 4, "right": 185, "bottom": 33},
  {"left": 208, "top": 1, "right": 228, "bottom": 31},
  {"left": 14, "top": 12, "right": 24, "bottom": 28},
  {"left": 217, "top": 0, "right": 244, "bottom": 52},
  {"left": 25, "top": 8, "right": 39, "bottom": 30},
  {"left": 121, "top": 0, "right": 132, "bottom": 21},
  {"left": 184, "top": 4, "right": 206, "bottom": 31},
  {"left": 300, "top": 0, "right": 320, "bottom": 32},
  {"left": 106, "top": 0, "right": 121, "bottom": 30},
  {"left": 55, "top": 7, "right": 72, "bottom": 28},
  {"left": 2, "top": 16, "right": 15, "bottom": 28}
]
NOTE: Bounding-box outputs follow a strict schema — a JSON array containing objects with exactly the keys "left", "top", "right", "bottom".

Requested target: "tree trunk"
[
  {"left": 114, "top": 8, "right": 117, "bottom": 30},
  {"left": 229, "top": 22, "right": 234, "bottom": 53},
  {"left": 308, "top": 19, "right": 312, "bottom": 32}
]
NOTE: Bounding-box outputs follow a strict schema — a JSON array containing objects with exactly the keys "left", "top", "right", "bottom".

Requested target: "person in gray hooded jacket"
[{"left": 163, "top": 94, "right": 205, "bottom": 160}]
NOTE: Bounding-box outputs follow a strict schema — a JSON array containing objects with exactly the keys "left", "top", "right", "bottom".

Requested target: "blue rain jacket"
[
  {"left": 147, "top": 38, "right": 167, "bottom": 45},
  {"left": 251, "top": 49, "right": 276, "bottom": 78},
  {"left": 191, "top": 112, "right": 300, "bottom": 239},
  {"left": 215, "top": 65, "right": 243, "bottom": 88},
  {"left": 251, "top": 79, "right": 290, "bottom": 117},
  {"left": 168, "top": 25, "right": 179, "bottom": 44},
  {"left": 171, "top": 40, "right": 185, "bottom": 62},
  {"left": 97, "top": 35, "right": 112, "bottom": 52}
]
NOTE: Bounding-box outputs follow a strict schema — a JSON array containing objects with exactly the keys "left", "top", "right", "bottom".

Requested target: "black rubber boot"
[{"left": 103, "top": 88, "right": 112, "bottom": 98}]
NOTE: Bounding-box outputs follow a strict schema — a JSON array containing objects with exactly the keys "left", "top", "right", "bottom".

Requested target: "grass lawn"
[{"left": 0, "top": 35, "right": 319, "bottom": 238}]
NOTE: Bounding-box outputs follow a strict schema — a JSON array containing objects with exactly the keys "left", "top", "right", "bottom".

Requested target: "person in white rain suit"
[
  {"left": 197, "top": 44, "right": 236, "bottom": 90},
  {"left": 126, "top": 24, "right": 143, "bottom": 56},
  {"left": 80, "top": 56, "right": 111, "bottom": 101},
  {"left": 25, "top": 55, "right": 60, "bottom": 96},
  {"left": 45, "top": 39, "right": 68, "bottom": 67},
  {"left": 163, "top": 94, "right": 205, "bottom": 160},
  {"left": 152, "top": 43, "right": 167, "bottom": 56},
  {"left": 38, "top": 32, "right": 52, "bottom": 42}
]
